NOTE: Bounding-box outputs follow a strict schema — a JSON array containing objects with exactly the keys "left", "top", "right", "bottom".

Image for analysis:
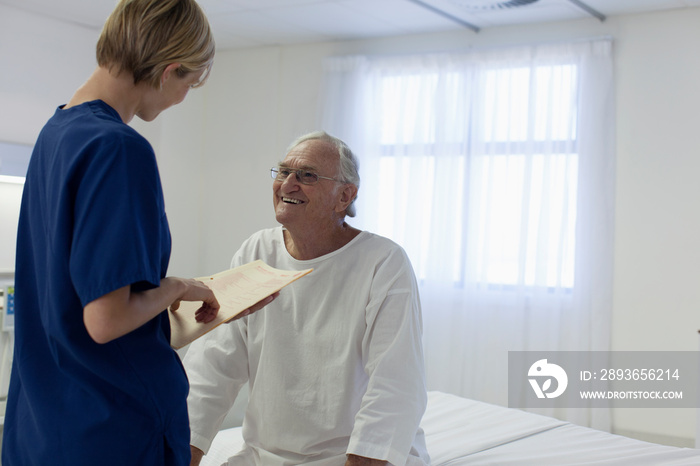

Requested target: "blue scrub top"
[{"left": 2, "top": 101, "right": 190, "bottom": 465}]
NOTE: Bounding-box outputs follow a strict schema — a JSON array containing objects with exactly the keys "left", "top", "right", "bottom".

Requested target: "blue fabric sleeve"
[{"left": 69, "top": 132, "right": 166, "bottom": 307}]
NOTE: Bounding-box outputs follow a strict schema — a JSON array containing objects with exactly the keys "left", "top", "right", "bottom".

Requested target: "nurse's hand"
[
  {"left": 228, "top": 292, "right": 279, "bottom": 322},
  {"left": 169, "top": 278, "right": 220, "bottom": 323},
  {"left": 85, "top": 278, "right": 220, "bottom": 344}
]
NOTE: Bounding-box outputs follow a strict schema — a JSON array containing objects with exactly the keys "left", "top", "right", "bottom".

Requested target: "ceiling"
[{"left": 2, "top": 0, "right": 700, "bottom": 49}]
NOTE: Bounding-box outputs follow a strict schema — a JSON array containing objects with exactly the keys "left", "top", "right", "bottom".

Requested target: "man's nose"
[{"left": 280, "top": 172, "right": 301, "bottom": 189}]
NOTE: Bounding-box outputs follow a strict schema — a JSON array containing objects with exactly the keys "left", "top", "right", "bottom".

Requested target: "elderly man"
[{"left": 184, "top": 131, "right": 430, "bottom": 466}]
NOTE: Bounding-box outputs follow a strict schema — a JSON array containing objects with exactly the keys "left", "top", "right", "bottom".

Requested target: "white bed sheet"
[
  {"left": 201, "top": 391, "right": 700, "bottom": 465},
  {"left": 418, "top": 391, "right": 567, "bottom": 464},
  {"left": 462, "top": 423, "right": 700, "bottom": 465}
]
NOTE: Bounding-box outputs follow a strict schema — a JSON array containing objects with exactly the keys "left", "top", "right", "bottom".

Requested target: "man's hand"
[
  {"left": 228, "top": 291, "right": 279, "bottom": 321},
  {"left": 345, "top": 454, "right": 388, "bottom": 466},
  {"left": 190, "top": 445, "right": 204, "bottom": 466}
]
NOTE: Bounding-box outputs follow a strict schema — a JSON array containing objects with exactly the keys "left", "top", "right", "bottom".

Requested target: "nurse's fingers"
[{"left": 194, "top": 302, "right": 218, "bottom": 323}]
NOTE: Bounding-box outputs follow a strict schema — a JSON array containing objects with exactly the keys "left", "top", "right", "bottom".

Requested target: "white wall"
[
  {"left": 608, "top": 9, "right": 700, "bottom": 443},
  {"left": 0, "top": 5, "right": 98, "bottom": 144},
  {"left": 2, "top": 2, "right": 700, "bottom": 446}
]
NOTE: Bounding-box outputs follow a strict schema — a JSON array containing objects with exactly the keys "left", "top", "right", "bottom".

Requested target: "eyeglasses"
[{"left": 270, "top": 167, "right": 343, "bottom": 185}]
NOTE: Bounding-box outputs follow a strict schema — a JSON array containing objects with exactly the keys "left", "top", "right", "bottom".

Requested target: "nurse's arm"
[
  {"left": 83, "top": 277, "right": 219, "bottom": 344},
  {"left": 190, "top": 446, "right": 204, "bottom": 466}
]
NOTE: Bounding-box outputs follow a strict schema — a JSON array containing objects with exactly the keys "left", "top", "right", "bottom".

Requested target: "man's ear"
[
  {"left": 160, "top": 63, "right": 182, "bottom": 87},
  {"left": 335, "top": 184, "right": 358, "bottom": 213}
]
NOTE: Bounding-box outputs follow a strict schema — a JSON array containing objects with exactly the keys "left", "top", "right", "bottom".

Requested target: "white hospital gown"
[{"left": 184, "top": 227, "right": 430, "bottom": 465}]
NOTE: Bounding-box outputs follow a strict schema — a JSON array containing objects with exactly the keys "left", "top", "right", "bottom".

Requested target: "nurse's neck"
[{"left": 65, "top": 66, "right": 146, "bottom": 124}]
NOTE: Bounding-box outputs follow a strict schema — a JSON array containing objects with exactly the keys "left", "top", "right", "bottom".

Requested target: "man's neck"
[{"left": 283, "top": 222, "right": 361, "bottom": 261}]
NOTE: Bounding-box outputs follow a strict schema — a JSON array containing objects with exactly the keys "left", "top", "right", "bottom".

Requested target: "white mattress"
[{"left": 202, "top": 391, "right": 700, "bottom": 465}]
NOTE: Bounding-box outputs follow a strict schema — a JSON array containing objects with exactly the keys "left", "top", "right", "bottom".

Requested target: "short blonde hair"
[{"left": 97, "top": 0, "right": 215, "bottom": 89}]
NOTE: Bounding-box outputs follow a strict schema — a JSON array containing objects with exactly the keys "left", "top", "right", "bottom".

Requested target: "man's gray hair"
[{"left": 287, "top": 131, "right": 360, "bottom": 217}]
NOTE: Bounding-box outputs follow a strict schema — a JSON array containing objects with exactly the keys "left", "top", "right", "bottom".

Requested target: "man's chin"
[
  {"left": 274, "top": 209, "right": 299, "bottom": 228},
  {"left": 274, "top": 210, "right": 287, "bottom": 225}
]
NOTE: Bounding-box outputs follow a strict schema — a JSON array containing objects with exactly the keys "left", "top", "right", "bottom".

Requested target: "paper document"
[{"left": 169, "top": 260, "right": 312, "bottom": 349}]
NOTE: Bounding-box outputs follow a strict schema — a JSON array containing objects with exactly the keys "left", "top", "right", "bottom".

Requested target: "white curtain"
[{"left": 319, "top": 39, "right": 615, "bottom": 430}]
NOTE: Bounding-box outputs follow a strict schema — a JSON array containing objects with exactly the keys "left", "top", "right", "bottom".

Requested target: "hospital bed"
[{"left": 201, "top": 391, "right": 700, "bottom": 465}]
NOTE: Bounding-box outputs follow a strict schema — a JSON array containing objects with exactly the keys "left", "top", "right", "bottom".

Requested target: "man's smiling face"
[{"left": 272, "top": 139, "right": 345, "bottom": 231}]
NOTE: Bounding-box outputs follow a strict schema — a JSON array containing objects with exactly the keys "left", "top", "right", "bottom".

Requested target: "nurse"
[{"left": 2, "top": 1, "right": 273, "bottom": 465}]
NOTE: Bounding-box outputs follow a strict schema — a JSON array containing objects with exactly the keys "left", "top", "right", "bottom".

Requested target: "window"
[{"left": 365, "top": 62, "right": 579, "bottom": 289}]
